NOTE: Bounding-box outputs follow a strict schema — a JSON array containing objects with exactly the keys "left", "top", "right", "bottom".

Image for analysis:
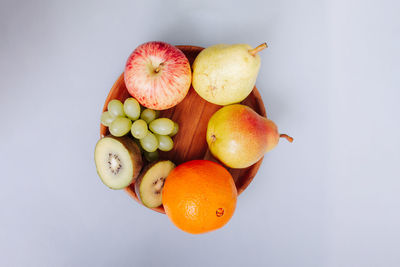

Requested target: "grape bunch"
[{"left": 100, "top": 98, "right": 179, "bottom": 162}]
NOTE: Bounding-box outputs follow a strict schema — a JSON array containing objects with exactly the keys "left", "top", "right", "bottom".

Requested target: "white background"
[{"left": 1, "top": 0, "right": 399, "bottom": 266}]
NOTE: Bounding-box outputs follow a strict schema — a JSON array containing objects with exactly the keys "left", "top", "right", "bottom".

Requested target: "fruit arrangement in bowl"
[{"left": 95, "top": 41, "right": 293, "bottom": 234}]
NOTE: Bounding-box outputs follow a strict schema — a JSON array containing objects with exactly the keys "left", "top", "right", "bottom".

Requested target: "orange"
[{"left": 162, "top": 160, "right": 237, "bottom": 234}]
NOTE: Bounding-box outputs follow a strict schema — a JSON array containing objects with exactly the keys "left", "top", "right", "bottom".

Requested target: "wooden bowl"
[{"left": 100, "top": 45, "right": 266, "bottom": 214}]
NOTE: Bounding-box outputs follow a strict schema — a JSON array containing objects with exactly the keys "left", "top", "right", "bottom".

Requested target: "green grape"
[
  {"left": 123, "top": 98, "right": 141, "bottom": 120},
  {"left": 100, "top": 111, "right": 114, "bottom": 127},
  {"left": 169, "top": 122, "right": 179, "bottom": 137},
  {"left": 144, "top": 150, "right": 159, "bottom": 162},
  {"left": 149, "top": 118, "right": 174, "bottom": 135},
  {"left": 155, "top": 110, "right": 161, "bottom": 118},
  {"left": 140, "top": 132, "right": 159, "bottom": 152},
  {"left": 109, "top": 117, "right": 132, "bottom": 137},
  {"left": 131, "top": 119, "right": 148, "bottom": 139},
  {"left": 108, "top": 99, "right": 125, "bottom": 117},
  {"left": 140, "top": 109, "right": 156, "bottom": 124},
  {"left": 157, "top": 135, "right": 174, "bottom": 151}
]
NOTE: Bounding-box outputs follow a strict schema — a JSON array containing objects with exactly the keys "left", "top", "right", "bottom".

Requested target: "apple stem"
[
  {"left": 280, "top": 134, "right": 293, "bottom": 143},
  {"left": 154, "top": 62, "right": 165, "bottom": 73},
  {"left": 249, "top": 43, "right": 268, "bottom": 56}
]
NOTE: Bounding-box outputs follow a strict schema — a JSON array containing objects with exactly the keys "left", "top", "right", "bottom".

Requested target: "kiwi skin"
[{"left": 97, "top": 135, "right": 143, "bottom": 188}]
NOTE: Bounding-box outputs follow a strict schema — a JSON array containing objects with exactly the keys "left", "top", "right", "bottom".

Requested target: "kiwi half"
[
  {"left": 94, "top": 136, "right": 143, "bottom": 189},
  {"left": 135, "top": 160, "right": 175, "bottom": 208}
]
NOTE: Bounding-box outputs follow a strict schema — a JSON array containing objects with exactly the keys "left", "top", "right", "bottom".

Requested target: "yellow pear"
[
  {"left": 206, "top": 104, "right": 293, "bottom": 168},
  {"left": 192, "top": 43, "right": 267, "bottom": 105}
]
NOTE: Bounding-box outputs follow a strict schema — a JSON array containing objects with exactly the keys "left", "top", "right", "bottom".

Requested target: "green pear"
[
  {"left": 206, "top": 104, "right": 293, "bottom": 168},
  {"left": 192, "top": 43, "right": 267, "bottom": 105}
]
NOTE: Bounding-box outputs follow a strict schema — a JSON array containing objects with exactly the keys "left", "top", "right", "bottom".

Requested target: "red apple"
[{"left": 124, "top": 42, "right": 191, "bottom": 110}]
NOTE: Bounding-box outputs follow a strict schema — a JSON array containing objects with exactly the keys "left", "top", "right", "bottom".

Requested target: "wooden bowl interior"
[{"left": 100, "top": 45, "right": 266, "bottom": 214}]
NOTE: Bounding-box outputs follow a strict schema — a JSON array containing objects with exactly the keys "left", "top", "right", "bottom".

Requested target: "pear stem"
[
  {"left": 280, "top": 134, "right": 293, "bottom": 143},
  {"left": 249, "top": 42, "right": 268, "bottom": 56}
]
